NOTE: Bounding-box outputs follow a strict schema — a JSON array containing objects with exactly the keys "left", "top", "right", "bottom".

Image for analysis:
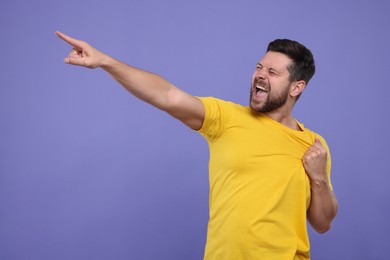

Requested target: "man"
[{"left": 56, "top": 31, "right": 338, "bottom": 259}]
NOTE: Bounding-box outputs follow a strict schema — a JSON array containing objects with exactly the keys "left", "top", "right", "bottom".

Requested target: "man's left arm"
[{"left": 303, "top": 138, "right": 338, "bottom": 233}]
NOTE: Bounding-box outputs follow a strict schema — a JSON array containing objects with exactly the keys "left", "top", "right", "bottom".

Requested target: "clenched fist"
[{"left": 303, "top": 138, "right": 328, "bottom": 184}]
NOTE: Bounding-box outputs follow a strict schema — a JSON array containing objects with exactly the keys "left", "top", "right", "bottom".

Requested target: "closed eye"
[{"left": 256, "top": 63, "right": 279, "bottom": 76}]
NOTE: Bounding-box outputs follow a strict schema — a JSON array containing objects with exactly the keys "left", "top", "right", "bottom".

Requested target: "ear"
[{"left": 289, "top": 80, "right": 306, "bottom": 98}]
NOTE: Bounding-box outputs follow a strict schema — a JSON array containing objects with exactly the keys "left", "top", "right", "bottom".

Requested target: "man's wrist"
[
  {"left": 310, "top": 178, "right": 330, "bottom": 191},
  {"left": 100, "top": 55, "right": 116, "bottom": 70}
]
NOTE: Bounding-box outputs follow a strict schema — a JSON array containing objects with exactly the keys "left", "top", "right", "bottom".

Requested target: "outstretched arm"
[
  {"left": 303, "top": 138, "right": 338, "bottom": 233},
  {"left": 55, "top": 31, "right": 205, "bottom": 130}
]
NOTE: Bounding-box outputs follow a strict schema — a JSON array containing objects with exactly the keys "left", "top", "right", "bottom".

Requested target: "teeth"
[{"left": 256, "top": 85, "right": 267, "bottom": 92}]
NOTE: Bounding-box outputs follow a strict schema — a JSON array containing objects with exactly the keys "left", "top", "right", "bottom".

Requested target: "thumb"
[
  {"left": 64, "top": 56, "right": 86, "bottom": 67},
  {"left": 314, "top": 138, "right": 325, "bottom": 149}
]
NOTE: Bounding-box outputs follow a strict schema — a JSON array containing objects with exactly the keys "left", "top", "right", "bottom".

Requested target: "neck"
[{"left": 264, "top": 106, "right": 300, "bottom": 131}]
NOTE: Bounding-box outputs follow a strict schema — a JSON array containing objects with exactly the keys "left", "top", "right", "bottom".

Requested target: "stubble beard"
[{"left": 249, "top": 81, "right": 290, "bottom": 113}]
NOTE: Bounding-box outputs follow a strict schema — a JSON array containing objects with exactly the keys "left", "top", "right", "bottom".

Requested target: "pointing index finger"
[{"left": 55, "top": 31, "right": 83, "bottom": 50}]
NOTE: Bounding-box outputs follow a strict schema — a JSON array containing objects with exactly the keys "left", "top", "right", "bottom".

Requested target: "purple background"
[{"left": 1, "top": 0, "right": 389, "bottom": 259}]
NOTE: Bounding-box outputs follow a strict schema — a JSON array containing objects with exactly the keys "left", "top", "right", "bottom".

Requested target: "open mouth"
[
  {"left": 254, "top": 80, "right": 269, "bottom": 94},
  {"left": 256, "top": 84, "right": 268, "bottom": 93}
]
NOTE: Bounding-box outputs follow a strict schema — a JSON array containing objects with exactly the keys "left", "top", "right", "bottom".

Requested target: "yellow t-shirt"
[{"left": 197, "top": 97, "right": 332, "bottom": 260}]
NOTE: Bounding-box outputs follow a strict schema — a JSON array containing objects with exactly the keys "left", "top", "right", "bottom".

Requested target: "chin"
[{"left": 249, "top": 103, "right": 263, "bottom": 113}]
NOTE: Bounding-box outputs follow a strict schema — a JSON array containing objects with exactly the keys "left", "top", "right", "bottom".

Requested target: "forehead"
[{"left": 258, "top": 51, "right": 293, "bottom": 71}]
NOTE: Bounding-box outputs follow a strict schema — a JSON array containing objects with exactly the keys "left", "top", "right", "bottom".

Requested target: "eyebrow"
[{"left": 256, "top": 62, "right": 282, "bottom": 74}]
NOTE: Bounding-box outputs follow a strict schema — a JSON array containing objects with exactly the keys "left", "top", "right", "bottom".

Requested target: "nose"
[{"left": 255, "top": 67, "right": 267, "bottom": 80}]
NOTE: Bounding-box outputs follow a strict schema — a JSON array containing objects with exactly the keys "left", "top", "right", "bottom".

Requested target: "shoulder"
[
  {"left": 301, "top": 124, "right": 331, "bottom": 153},
  {"left": 198, "top": 96, "right": 248, "bottom": 114},
  {"left": 197, "top": 97, "right": 250, "bottom": 140},
  {"left": 198, "top": 96, "right": 242, "bottom": 107}
]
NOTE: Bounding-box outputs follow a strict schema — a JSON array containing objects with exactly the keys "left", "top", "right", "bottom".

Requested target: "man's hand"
[
  {"left": 303, "top": 138, "right": 328, "bottom": 184},
  {"left": 55, "top": 31, "right": 109, "bottom": 69}
]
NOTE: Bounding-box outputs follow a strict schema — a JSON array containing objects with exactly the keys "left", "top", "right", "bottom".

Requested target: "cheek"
[
  {"left": 272, "top": 79, "right": 290, "bottom": 89},
  {"left": 251, "top": 75, "right": 257, "bottom": 87},
  {"left": 269, "top": 81, "right": 290, "bottom": 97},
  {"left": 251, "top": 72, "right": 257, "bottom": 81}
]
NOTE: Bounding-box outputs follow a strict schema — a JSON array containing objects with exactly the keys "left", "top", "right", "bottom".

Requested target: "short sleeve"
[{"left": 197, "top": 97, "right": 231, "bottom": 142}]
